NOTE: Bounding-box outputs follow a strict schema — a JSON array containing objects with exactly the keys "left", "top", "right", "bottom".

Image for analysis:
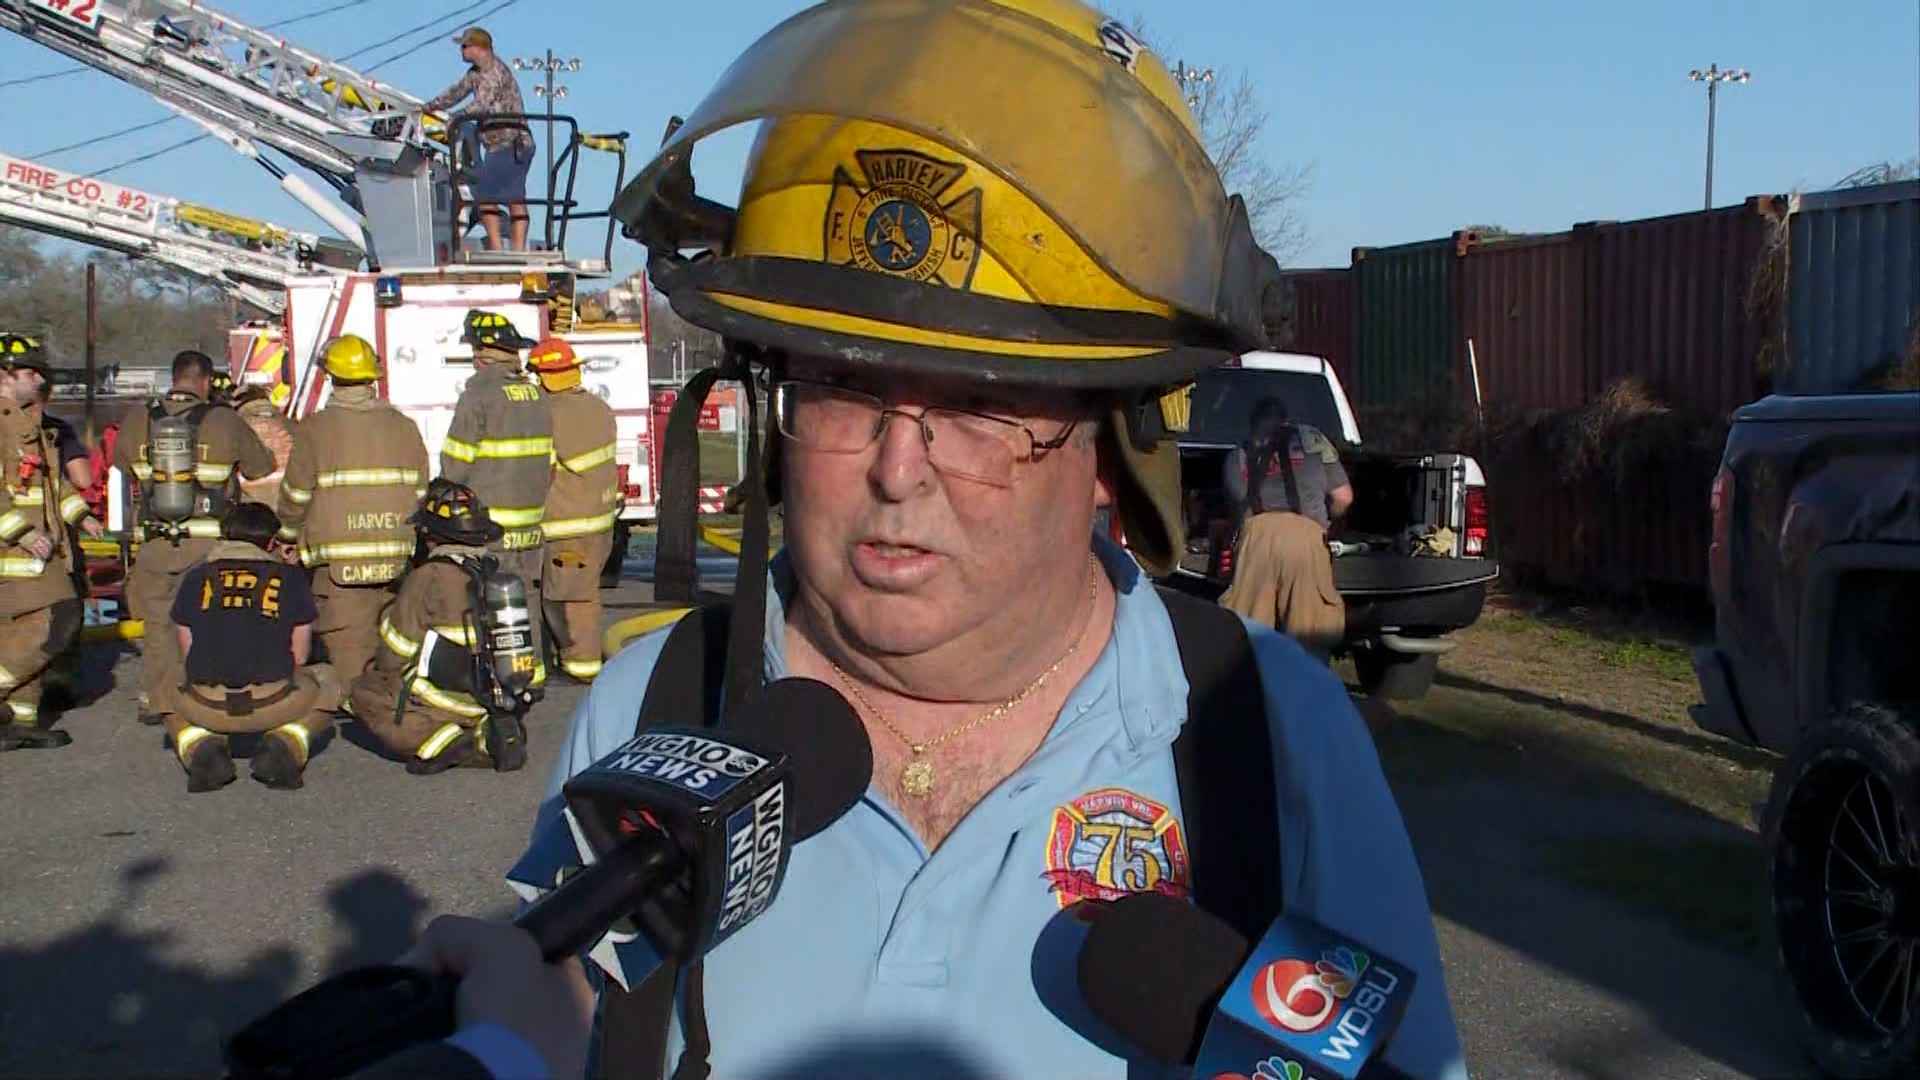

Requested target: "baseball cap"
[{"left": 453, "top": 26, "right": 492, "bottom": 49}]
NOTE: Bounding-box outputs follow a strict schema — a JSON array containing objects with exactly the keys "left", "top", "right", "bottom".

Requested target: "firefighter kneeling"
[
  {"left": 164, "top": 503, "right": 341, "bottom": 792},
  {"left": 349, "top": 480, "right": 539, "bottom": 775}
]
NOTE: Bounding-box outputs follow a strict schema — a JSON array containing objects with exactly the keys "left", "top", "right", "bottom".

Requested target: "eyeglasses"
[{"left": 772, "top": 380, "right": 1078, "bottom": 487}]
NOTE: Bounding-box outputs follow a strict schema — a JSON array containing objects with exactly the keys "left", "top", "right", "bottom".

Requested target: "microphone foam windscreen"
[
  {"left": 1077, "top": 891, "right": 1251, "bottom": 1065},
  {"left": 726, "top": 676, "right": 873, "bottom": 839}
]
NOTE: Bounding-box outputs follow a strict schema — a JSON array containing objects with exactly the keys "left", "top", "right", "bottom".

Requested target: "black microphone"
[
  {"left": 1077, "top": 892, "right": 1419, "bottom": 1080},
  {"left": 222, "top": 677, "right": 872, "bottom": 1080}
]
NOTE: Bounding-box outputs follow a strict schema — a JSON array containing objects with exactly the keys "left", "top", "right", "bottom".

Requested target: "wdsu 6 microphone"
[
  {"left": 221, "top": 677, "right": 873, "bottom": 1080},
  {"left": 1078, "top": 892, "right": 1418, "bottom": 1080}
]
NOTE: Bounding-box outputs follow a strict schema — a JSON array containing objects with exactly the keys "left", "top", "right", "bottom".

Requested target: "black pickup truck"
[
  {"left": 1142, "top": 351, "right": 1500, "bottom": 699},
  {"left": 1691, "top": 390, "right": 1920, "bottom": 1078}
]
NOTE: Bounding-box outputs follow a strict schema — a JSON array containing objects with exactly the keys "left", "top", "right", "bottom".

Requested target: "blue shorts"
[{"left": 472, "top": 138, "right": 533, "bottom": 205}]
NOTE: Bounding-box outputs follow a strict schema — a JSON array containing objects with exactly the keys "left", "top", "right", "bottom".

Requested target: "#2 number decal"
[{"left": 30, "top": 0, "right": 104, "bottom": 32}]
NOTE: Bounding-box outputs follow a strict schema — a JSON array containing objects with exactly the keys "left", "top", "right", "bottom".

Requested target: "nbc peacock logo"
[
  {"left": 1250, "top": 946, "right": 1370, "bottom": 1035},
  {"left": 1213, "top": 1057, "right": 1306, "bottom": 1080}
]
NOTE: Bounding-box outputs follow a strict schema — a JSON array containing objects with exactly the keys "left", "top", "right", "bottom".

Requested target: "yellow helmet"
[
  {"left": 613, "top": 0, "right": 1279, "bottom": 393},
  {"left": 321, "top": 334, "right": 382, "bottom": 382}
]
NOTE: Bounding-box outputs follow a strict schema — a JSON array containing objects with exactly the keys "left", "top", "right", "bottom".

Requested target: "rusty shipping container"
[
  {"left": 1276, "top": 268, "right": 1354, "bottom": 388},
  {"left": 1350, "top": 237, "right": 1461, "bottom": 412},
  {"left": 1580, "top": 196, "right": 1782, "bottom": 419},
  {"left": 1783, "top": 180, "right": 1920, "bottom": 394},
  {"left": 1456, "top": 232, "right": 1589, "bottom": 412}
]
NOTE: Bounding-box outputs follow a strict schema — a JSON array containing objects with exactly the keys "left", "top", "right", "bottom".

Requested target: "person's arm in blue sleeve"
[{"left": 1250, "top": 625, "right": 1471, "bottom": 1080}]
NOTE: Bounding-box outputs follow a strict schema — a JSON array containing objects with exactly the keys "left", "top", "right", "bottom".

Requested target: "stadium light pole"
[
  {"left": 1171, "top": 59, "right": 1214, "bottom": 110},
  {"left": 512, "top": 50, "right": 582, "bottom": 246},
  {"left": 1689, "top": 64, "right": 1750, "bottom": 209}
]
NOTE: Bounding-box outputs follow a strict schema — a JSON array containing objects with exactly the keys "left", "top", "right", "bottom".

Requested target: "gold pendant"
[{"left": 900, "top": 755, "right": 934, "bottom": 799}]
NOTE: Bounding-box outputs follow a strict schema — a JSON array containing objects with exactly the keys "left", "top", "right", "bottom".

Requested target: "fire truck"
[{"left": 0, "top": 0, "right": 667, "bottom": 601}]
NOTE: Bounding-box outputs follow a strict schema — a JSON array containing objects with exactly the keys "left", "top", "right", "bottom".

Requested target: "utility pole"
[
  {"left": 512, "top": 50, "right": 581, "bottom": 248},
  {"left": 1688, "top": 64, "right": 1750, "bottom": 209},
  {"left": 84, "top": 261, "right": 98, "bottom": 442}
]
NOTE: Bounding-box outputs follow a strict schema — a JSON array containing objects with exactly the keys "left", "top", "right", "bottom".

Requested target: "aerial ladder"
[
  {"left": 0, "top": 0, "right": 455, "bottom": 265},
  {"left": 1, "top": 146, "right": 356, "bottom": 314}
]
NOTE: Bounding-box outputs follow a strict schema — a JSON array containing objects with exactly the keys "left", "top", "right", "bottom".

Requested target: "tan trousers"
[
  {"left": 126, "top": 537, "right": 214, "bottom": 719},
  {"left": 1219, "top": 511, "right": 1347, "bottom": 648},
  {"left": 0, "top": 599, "right": 81, "bottom": 727},
  {"left": 310, "top": 573, "right": 395, "bottom": 684},
  {"left": 542, "top": 531, "right": 611, "bottom": 681},
  {"left": 163, "top": 664, "right": 342, "bottom": 769},
  {"left": 348, "top": 667, "right": 481, "bottom": 760}
]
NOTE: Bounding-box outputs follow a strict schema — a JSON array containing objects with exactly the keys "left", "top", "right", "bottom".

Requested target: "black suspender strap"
[
  {"left": 1158, "top": 585, "right": 1286, "bottom": 943},
  {"left": 594, "top": 605, "right": 732, "bottom": 1080}
]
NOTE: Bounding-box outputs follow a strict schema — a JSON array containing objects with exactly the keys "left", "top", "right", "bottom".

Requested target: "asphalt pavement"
[{"left": 0, "top": 565, "right": 1818, "bottom": 1079}]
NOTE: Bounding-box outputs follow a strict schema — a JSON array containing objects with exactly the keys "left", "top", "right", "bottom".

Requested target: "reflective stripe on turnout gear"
[
  {"left": 417, "top": 721, "right": 470, "bottom": 759},
  {"left": 559, "top": 442, "right": 617, "bottom": 473},
  {"left": 0, "top": 556, "right": 48, "bottom": 577},
  {"left": 542, "top": 511, "right": 616, "bottom": 540},
  {"left": 410, "top": 674, "right": 489, "bottom": 719},
  {"left": 175, "top": 724, "right": 219, "bottom": 763},
  {"left": 0, "top": 510, "right": 28, "bottom": 540},
  {"left": 271, "top": 722, "right": 311, "bottom": 765},
  {"left": 441, "top": 436, "right": 553, "bottom": 463},
  {"left": 7, "top": 700, "right": 35, "bottom": 722},
  {"left": 281, "top": 486, "right": 313, "bottom": 506},
  {"left": 560, "top": 657, "right": 602, "bottom": 680},
  {"left": 0, "top": 664, "right": 15, "bottom": 690},
  {"left": 487, "top": 505, "right": 545, "bottom": 528},
  {"left": 196, "top": 463, "right": 235, "bottom": 484},
  {"left": 379, "top": 615, "right": 421, "bottom": 659},
  {"left": 315, "top": 467, "right": 424, "bottom": 489},
  {"left": 302, "top": 539, "right": 416, "bottom": 565}
]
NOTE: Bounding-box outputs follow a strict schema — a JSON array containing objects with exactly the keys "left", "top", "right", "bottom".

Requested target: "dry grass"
[{"left": 1368, "top": 599, "right": 1780, "bottom": 955}]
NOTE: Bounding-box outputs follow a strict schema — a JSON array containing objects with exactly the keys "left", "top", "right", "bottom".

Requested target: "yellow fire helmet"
[
  {"left": 613, "top": 0, "right": 1285, "bottom": 580},
  {"left": 320, "top": 333, "right": 382, "bottom": 383}
]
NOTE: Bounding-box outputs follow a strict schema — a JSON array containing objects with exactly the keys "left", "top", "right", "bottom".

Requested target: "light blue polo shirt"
[{"left": 508, "top": 536, "right": 1469, "bottom": 1080}]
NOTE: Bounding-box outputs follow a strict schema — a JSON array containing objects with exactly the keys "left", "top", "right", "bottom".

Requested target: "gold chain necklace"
[{"left": 828, "top": 557, "right": 1100, "bottom": 801}]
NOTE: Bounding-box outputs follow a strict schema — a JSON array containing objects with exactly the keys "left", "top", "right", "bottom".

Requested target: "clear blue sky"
[{"left": 2, "top": 0, "right": 1914, "bottom": 278}]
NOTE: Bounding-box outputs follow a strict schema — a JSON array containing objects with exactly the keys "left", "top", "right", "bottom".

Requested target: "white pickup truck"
[{"left": 1156, "top": 350, "right": 1501, "bottom": 699}]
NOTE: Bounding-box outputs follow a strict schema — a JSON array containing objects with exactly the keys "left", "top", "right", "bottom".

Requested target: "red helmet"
[{"left": 528, "top": 337, "right": 580, "bottom": 373}]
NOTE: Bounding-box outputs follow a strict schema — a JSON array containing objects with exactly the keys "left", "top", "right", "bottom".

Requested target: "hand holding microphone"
[
  {"left": 222, "top": 677, "right": 874, "bottom": 1080},
  {"left": 1077, "top": 892, "right": 1420, "bottom": 1080},
  {"left": 396, "top": 916, "right": 596, "bottom": 1080}
]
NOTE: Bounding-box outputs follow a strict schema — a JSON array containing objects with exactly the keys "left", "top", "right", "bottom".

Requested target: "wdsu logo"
[
  {"left": 1213, "top": 1058, "right": 1305, "bottom": 1080},
  {"left": 1251, "top": 945, "right": 1403, "bottom": 1063}
]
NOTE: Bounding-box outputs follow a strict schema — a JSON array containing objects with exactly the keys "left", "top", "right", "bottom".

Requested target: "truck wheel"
[
  {"left": 600, "top": 521, "right": 632, "bottom": 590},
  {"left": 1772, "top": 702, "right": 1920, "bottom": 1079},
  {"left": 1355, "top": 648, "right": 1438, "bottom": 700}
]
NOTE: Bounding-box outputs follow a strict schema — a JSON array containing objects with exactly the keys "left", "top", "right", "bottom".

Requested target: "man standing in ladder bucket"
[
  {"left": 528, "top": 337, "right": 617, "bottom": 682},
  {"left": 487, "top": 4, "right": 1469, "bottom": 1079}
]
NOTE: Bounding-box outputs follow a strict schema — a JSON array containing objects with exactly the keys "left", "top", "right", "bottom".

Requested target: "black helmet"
[
  {"left": 0, "top": 333, "right": 49, "bottom": 376},
  {"left": 460, "top": 309, "right": 536, "bottom": 354},
  {"left": 411, "top": 478, "right": 504, "bottom": 545}
]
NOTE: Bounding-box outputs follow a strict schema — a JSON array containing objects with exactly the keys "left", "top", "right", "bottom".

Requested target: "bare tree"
[
  {"left": 1836, "top": 159, "right": 1920, "bottom": 188},
  {"left": 1126, "top": 14, "right": 1314, "bottom": 264}
]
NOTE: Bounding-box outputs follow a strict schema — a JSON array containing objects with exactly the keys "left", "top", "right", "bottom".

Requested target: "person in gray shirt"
[{"left": 1222, "top": 397, "right": 1353, "bottom": 529}]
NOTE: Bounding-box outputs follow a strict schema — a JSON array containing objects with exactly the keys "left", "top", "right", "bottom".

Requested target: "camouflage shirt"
[{"left": 427, "top": 54, "right": 533, "bottom": 151}]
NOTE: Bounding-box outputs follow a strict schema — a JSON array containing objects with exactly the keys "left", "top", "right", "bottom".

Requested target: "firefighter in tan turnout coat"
[
  {"left": 0, "top": 392, "right": 101, "bottom": 751},
  {"left": 440, "top": 309, "right": 551, "bottom": 688},
  {"left": 113, "top": 350, "right": 275, "bottom": 727},
  {"left": 349, "top": 480, "right": 531, "bottom": 775},
  {"left": 528, "top": 337, "right": 616, "bottom": 681},
  {"left": 276, "top": 335, "right": 430, "bottom": 682}
]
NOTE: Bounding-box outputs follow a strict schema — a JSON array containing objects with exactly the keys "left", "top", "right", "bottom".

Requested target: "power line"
[
  {"left": 341, "top": 0, "right": 503, "bottom": 64},
  {"left": 31, "top": 117, "right": 176, "bottom": 160},
  {"left": 17, "top": 0, "right": 502, "bottom": 172},
  {"left": 0, "top": 0, "right": 379, "bottom": 90},
  {"left": 366, "top": 0, "right": 522, "bottom": 73},
  {"left": 90, "top": 134, "right": 213, "bottom": 180}
]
